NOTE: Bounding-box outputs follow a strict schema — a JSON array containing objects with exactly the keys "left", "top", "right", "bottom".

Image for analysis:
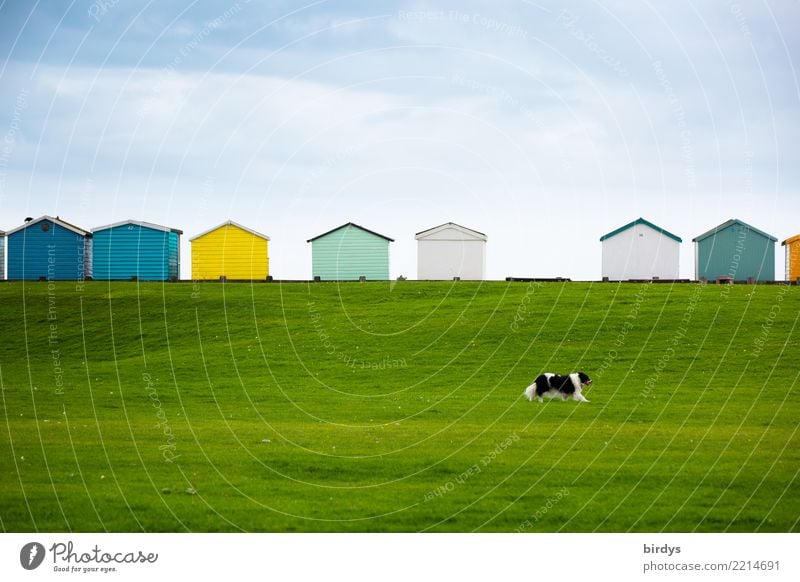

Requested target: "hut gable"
[
  {"left": 190, "top": 221, "right": 270, "bottom": 280},
  {"left": 6, "top": 216, "right": 92, "bottom": 281},
  {"left": 692, "top": 218, "right": 777, "bottom": 244},
  {"left": 599, "top": 217, "right": 682, "bottom": 281},
  {"left": 415, "top": 222, "right": 487, "bottom": 242},
  {"left": 92, "top": 220, "right": 182, "bottom": 281},
  {"left": 307, "top": 222, "right": 393, "bottom": 281},
  {"left": 415, "top": 222, "right": 487, "bottom": 280},
  {"left": 599, "top": 218, "right": 682, "bottom": 243},
  {"left": 692, "top": 218, "right": 776, "bottom": 281}
]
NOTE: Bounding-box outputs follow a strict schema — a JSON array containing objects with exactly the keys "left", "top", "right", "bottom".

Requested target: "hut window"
[{"left": 41, "top": 222, "right": 50, "bottom": 232}]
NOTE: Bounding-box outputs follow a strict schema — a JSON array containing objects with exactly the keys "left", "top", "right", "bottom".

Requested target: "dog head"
[{"left": 577, "top": 372, "right": 592, "bottom": 386}]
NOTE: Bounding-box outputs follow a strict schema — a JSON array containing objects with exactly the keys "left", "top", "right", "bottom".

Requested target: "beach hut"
[
  {"left": 92, "top": 220, "right": 182, "bottom": 281},
  {"left": 415, "top": 222, "right": 487, "bottom": 280},
  {"left": 0, "top": 231, "right": 5, "bottom": 280},
  {"left": 782, "top": 234, "right": 800, "bottom": 281},
  {"left": 191, "top": 221, "right": 270, "bottom": 280},
  {"left": 599, "top": 217, "right": 681, "bottom": 280},
  {"left": 6, "top": 216, "right": 92, "bottom": 281},
  {"left": 693, "top": 218, "right": 776, "bottom": 282},
  {"left": 307, "top": 222, "right": 393, "bottom": 281}
]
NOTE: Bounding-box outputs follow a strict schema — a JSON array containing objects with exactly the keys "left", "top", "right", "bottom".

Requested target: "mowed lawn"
[{"left": 0, "top": 280, "right": 797, "bottom": 532}]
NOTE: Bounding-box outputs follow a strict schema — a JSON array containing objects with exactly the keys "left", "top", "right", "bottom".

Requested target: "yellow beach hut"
[
  {"left": 782, "top": 234, "right": 800, "bottom": 281},
  {"left": 191, "top": 221, "right": 270, "bottom": 280}
]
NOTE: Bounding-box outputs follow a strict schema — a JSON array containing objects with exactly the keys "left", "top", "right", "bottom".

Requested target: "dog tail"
[{"left": 523, "top": 383, "right": 537, "bottom": 402}]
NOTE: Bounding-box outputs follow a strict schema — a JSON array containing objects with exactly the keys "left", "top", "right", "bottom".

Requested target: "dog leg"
[{"left": 569, "top": 374, "right": 590, "bottom": 403}]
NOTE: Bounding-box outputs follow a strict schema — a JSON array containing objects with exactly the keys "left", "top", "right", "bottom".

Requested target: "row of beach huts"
[{"left": 0, "top": 215, "right": 798, "bottom": 282}]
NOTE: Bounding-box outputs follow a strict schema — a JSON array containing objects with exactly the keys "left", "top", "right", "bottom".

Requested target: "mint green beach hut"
[{"left": 307, "top": 222, "right": 393, "bottom": 281}]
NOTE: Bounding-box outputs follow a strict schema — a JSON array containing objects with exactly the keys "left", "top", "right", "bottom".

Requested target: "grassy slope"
[{"left": 0, "top": 280, "right": 797, "bottom": 532}]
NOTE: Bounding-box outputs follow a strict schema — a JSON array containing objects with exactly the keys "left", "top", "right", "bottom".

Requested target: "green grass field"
[{"left": 0, "top": 280, "right": 798, "bottom": 532}]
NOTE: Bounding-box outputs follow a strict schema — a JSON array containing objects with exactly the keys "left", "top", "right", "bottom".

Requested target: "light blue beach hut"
[{"left": 92, "top": 220, "right": 182, "bottom": 281}]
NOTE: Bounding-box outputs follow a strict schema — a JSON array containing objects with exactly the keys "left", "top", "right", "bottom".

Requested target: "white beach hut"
[
  {"left": 415, "top": 222, "right": 487, "bottom": 280},
  {"left": 600, "top": 218, "right": 681, "bottom": 280}
]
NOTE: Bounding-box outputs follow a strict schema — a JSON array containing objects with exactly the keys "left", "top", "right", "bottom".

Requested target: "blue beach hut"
[
  {"left": 6, "top": 216, "right": 92, "bottom": 281},
  {"left": 92, "top": 220, "right": 182, "bottom": 281}
]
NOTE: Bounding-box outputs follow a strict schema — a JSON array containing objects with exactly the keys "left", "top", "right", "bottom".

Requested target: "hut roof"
[
  {"left": 307, "top": 222, "right": 394, "bottom": 243},
  {"left": 190, "top": 220, "right": 269, "bottom": 241},
  {"left": 692, "top": 218, "right": 777, "bottom": 243},
  {"left": 6, "top": 215, "right": 91, "bottom": 237},
  {"left": 599, "top": 217, "right": 682, "bottom": 243},
  {"left": 415, "top": 222, "right": 487, "bottom": 241},
  {"left": 93, "top": 220, "right": 183, "bottom": 235}
]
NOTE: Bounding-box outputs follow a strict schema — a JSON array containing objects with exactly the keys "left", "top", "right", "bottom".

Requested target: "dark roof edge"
[
  {"left": 599, "top": 217, "right": 682, "bottom": 243},
  {"left": 307, "top": 222, "right": 394, "bottom": 243}
]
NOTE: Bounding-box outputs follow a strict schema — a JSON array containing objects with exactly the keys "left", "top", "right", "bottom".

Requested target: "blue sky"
[{"left": 1, "top": 0, "right": 798, "bottom": 279}]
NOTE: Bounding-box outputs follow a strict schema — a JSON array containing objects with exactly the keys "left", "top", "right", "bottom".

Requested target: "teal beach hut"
[
  {"left": 0, "top": 230, "right": 5, "bottom": 280},
  {"left": 692, "top": 218, "right": 776, "bottom": 282},
  {"left": 307, "top": 222, "right": 393, "bottom": 281},
  {"left": 92, "top": 220, "right": 182, "bottom": 281},
  {"left": 6, "top": 216, "right": 92, "bottom": 280}
]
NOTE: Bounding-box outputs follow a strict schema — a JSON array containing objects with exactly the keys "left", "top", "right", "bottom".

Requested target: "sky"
[{"left": 0, "top": 0, "right": 798, "bottom": 280}]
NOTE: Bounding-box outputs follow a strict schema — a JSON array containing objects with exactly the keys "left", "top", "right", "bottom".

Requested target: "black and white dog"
[{"left": 524, "top": 372, "right": 592, "bottom": 403}]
